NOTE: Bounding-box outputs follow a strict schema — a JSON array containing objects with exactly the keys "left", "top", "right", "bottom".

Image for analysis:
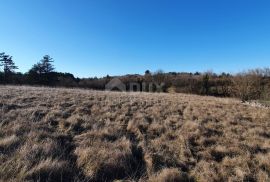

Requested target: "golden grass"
[{"left": 0, "top": 86, "right": 270, "bottom": 181}]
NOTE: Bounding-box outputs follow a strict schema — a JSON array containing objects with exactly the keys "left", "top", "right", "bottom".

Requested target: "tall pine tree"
[
  {"left": 41, "top": 55, "right": 54, "bottom": 74},
  {"left": 0, "top": 52, "right": 18, "bottom": 73},
  {"left": 28, "top": 55, "right": 55, "bottom": 85},
  {"left": 0, "top": 52, "right": 18, "bottom": 83}
]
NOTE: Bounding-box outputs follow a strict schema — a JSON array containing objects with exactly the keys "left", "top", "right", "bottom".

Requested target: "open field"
[{"left": 0, "top": 86, "right": 270, "bottom": 182}]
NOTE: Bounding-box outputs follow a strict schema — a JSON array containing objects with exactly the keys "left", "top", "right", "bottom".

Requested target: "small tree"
[
  {"left": 30, "top": 62, "right": 44, "bottom": 75},
  {"left": 153, "top": 70, "right": 166, "bottom": 92},
  {"left": 201, "top": 74, "right": 210, "bottom": 95},
  {"left": 145, "top": 70, "right": 151, "bottom": 75},
  {"left": 231, "top": 72, "right": 262, "bottom": 101},
  {"left": 219, "top": 75, "right": 231, "bottom": 97},
  {"left": 153, "top": 70, "right": 165, "bottom": 84}
]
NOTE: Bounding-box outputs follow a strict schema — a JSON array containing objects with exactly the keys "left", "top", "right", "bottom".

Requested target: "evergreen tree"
[
  {"left": 41, "top": 55, "right": 54, "bottom": 73},
  {"left": 0, "top": 52, "right": 18, "bottom": 83},
  {"left": 0, "top": 52, "right": 18, "bottom": 74},
  {"left": 27, "top": 55, "right": 56, "bottom": 85},
  {"left": 29, "top": 55, "right": 55, "bottom": 74},
  {"left": 145, "top": 70, "right": 151, "bottom": 75}
]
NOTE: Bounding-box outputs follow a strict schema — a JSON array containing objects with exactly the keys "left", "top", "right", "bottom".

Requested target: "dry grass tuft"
[{"left": 148, "top": 168, "right": 191, "bottom": 182}]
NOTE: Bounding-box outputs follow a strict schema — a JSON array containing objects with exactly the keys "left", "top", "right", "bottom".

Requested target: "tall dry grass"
[{"left": 0, "top": 86, "right": 270, "bottom": 181}]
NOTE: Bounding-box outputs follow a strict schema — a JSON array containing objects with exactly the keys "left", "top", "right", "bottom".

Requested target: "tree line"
[{"left": 1, "top": 52, "right": 270, "bottom": 102}]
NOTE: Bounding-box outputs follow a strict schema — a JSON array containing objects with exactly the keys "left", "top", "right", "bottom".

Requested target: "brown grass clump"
[
  {"left": 0, "top": 86, "right": 270, "bottom": 181},
  {"left": 24, "top": 158, "right": 71, "bottom": 181},
  {"left": 148, "top": 168, "right": 191, "bottom": 182}
]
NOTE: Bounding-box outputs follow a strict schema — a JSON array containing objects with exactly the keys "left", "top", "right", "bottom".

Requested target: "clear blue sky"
[{"left": 0, "top": 0, "right": 269, "bottom": 77}]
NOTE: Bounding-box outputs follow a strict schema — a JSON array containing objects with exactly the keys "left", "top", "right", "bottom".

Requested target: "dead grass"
[{"left": 0, "top": 85, "right": 270, "bottom": 181}]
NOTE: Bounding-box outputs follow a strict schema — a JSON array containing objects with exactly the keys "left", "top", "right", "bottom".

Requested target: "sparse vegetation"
[{"left": 1, "top": 86, "right": 270, "bottom": 181}]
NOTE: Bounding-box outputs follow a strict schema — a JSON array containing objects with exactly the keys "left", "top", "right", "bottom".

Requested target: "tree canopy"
[{"left": 0, "top": 52, "right": 18, "bottom": 73}]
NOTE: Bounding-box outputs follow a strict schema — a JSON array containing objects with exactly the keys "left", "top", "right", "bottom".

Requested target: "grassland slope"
[{"left": 0, "top": 86, "right": 270, "bottom": 182}]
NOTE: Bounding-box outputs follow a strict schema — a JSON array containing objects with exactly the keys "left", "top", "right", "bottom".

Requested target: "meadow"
[{"left": 0, "top": 86, "right": 270, "bottom": 182}]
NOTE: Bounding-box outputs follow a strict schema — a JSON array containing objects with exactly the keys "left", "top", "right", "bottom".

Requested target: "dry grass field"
[{"left": 0, "top": 86, "right": 270, "bottom": 182}]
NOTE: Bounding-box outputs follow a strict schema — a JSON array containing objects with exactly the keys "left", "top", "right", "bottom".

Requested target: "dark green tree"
[
  {"left": 0, "top": 52, "right": 18, "bottom": 74},
  {"left": 0, "top": 52, "right": 18, "bottom": 83},
  {"left": 29, "top": 55, "right": 54, "bottom": 74},
  {"left": 39, "top": 55, "right": 55, "bottom": 74},
  {"left": 27, "top": 55, "right": 56, "bottom": 85},
  {"left": 145, "top": 70, "right": 151, "bottom": 75}
]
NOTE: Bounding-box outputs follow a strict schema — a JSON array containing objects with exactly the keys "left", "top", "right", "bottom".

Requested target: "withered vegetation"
[{"left": 0, "top": 86, "right": 270, "bottom": 182}]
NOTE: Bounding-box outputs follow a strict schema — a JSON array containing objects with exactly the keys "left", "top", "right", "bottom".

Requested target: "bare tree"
[{"left": 231, "top": 71, "right": 262, "bottom": 101}]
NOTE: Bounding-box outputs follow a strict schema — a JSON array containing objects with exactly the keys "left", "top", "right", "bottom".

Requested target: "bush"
[{"left": 231, "top": 72, "right": 262, "bottom": 101}]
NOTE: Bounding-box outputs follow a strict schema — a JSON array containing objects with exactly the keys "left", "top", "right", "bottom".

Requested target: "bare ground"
[{"left": 0, "top": 86, "right": 270, "bottom": 182}]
